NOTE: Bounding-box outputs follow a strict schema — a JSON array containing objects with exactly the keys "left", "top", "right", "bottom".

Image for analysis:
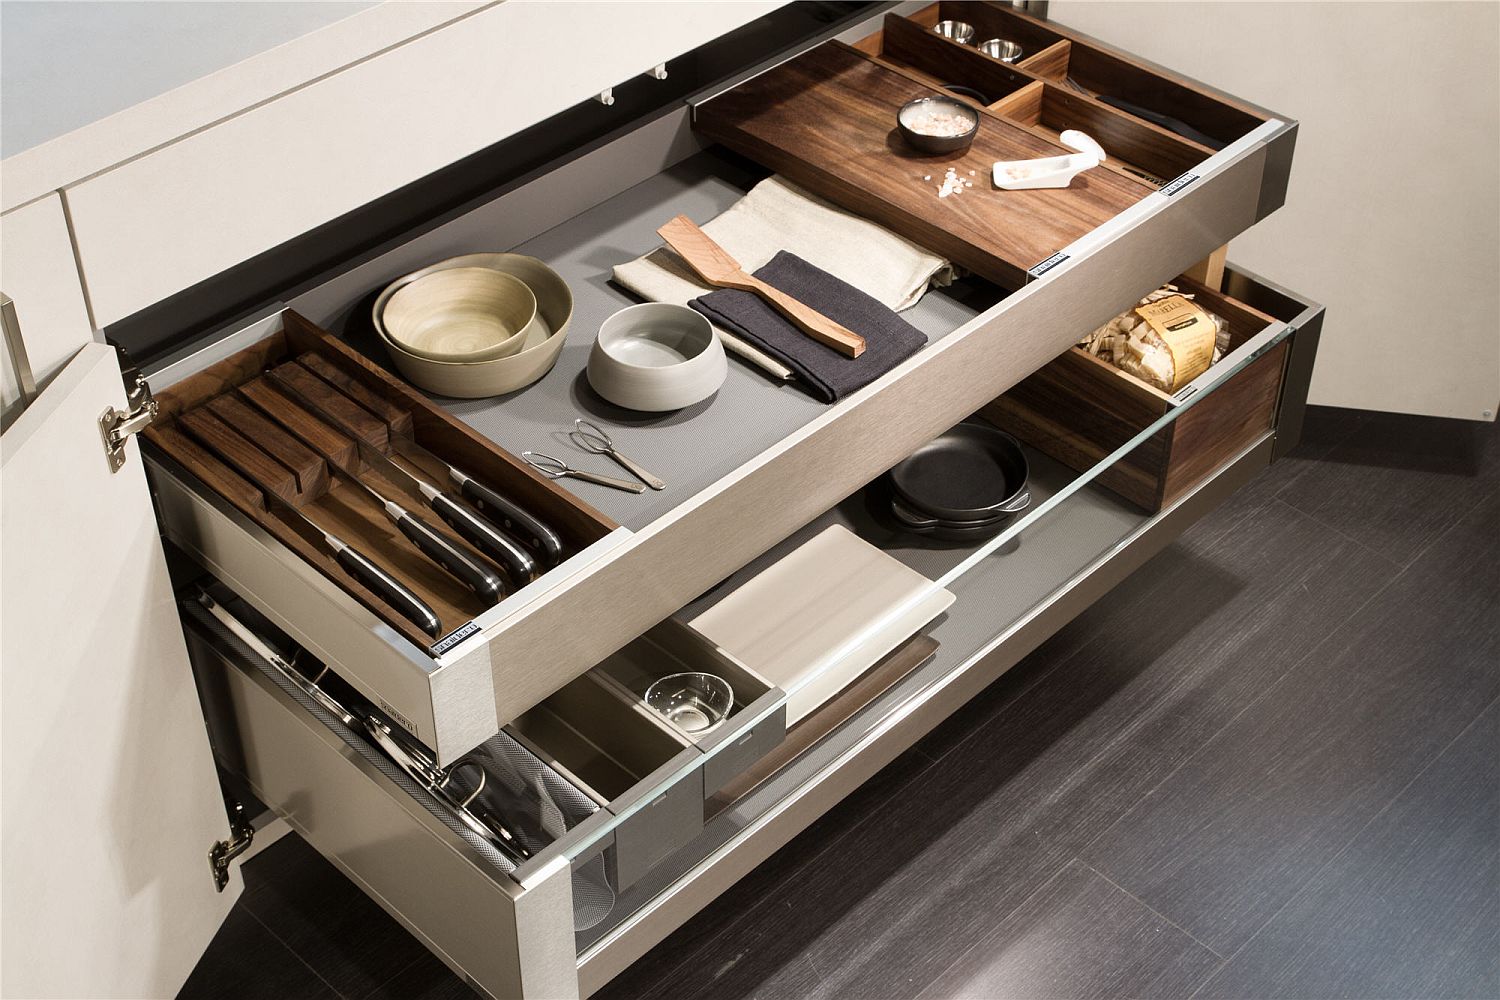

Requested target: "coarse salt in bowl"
[{"left": 897, "top": 96, "right": 978, "bottom": 155}]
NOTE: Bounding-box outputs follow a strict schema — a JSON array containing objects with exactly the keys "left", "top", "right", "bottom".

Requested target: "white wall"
[
  {"left": 0, "top": 0, "right": 374, "bottom": 157},
  {"left": 1051, "top": 1, "right": 1500, "bottom": 422}
]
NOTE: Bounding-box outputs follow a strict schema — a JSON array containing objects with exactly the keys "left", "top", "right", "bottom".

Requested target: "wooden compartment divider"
[
  {"left": 1017, "top": 38, "right": 1070, "bottom": 79},
  {"left": 205, "top": 393, "right": 331, "bottom": 502},
  {"left": 145, "top": 310, "right": 617, "bottom": 650},
  {"left": 879, "top": 13, "right": 1032, "bottom": 106}
]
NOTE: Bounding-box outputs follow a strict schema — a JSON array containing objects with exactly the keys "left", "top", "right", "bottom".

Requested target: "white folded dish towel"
[{"left": 613, "top": 176, "right": 956, "bottom": 380}]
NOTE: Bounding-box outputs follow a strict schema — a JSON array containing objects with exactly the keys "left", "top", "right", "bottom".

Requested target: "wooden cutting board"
[{"left": 694, "top": 41, "right": 1153, "bottom": 288}]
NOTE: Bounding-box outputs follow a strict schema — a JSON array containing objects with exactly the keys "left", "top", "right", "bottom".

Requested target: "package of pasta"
[{"left": 1077, "top": 285, "right": 1232, "bottom": 392}]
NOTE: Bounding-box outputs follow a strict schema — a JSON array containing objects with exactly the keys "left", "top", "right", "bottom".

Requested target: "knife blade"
[
  {"left": 269, "top": 371, "right": 539, "bottom": 584},
  {"left": 389, "top": 436, "right": 564, "bottom": 569},
  {"left": 268, "top": 493, "right": 446, "bottom": 638},
  {"left": 246, "top": 383, "right": 507, "bottom": 603},
  {"left": 356, "top": 437, "right": 536, "bottom": 585},
  {"left": 179, "top": 414, "right": 446, "bottom": 638}
]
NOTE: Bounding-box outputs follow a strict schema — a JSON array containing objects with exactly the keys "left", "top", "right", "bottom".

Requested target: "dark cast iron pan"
[
  {"left": 888, "top": 421, "right": 1031, "bottom": 522},
  {"left": 889, "top": 495, "right": 1010, "bottom": 543}
]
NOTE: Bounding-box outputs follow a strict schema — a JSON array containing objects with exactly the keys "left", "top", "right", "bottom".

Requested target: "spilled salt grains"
[{"left": 936, "top": 166, "right": 966, "bottom": 198}]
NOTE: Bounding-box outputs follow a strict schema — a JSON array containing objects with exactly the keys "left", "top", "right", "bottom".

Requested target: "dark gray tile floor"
[{"left": 180, "top": 407, "right": 1500, "bottom": 1000}]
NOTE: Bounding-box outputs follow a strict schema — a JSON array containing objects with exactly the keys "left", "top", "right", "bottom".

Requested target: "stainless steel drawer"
[
  {"left": 184, "top": 585, "right": 784, "bottom": 997},
  {"left": 148, "top": 3, "right": 1300, "bottom": 771},
  {"left": 186, "top": 262, "right": 1323, "bottom": 1000}
]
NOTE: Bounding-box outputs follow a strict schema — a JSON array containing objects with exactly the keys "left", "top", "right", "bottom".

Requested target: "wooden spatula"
[{"left": 656, "top": 215, "right": 867, "bottom": 358}]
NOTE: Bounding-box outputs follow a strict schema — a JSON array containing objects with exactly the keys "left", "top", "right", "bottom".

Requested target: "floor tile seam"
[
  {"left": 919, "top": 610, "right": 1127, "bottom": 770},
  {"left": 638, "top": 746, "right": 954, "bottom": 989},
  {"left": 348, "top": 953, "right": 428, "bottom": 1000},
  {"left": 1255, "top": 411, "right": 1372, "bottom": 503},
  {"left": 1182, "top": 692, "right": 1500, "bottom": 992},
  {"left": 905, "top": 858, "right": 1078, "bottom": 1000},
  {"left": 1266, "top": 497, "right": 1404, "bottom": 572},
  {"left": 240, "top": 904, "right": 353, "bottom": 1000},
  {"left": 1380, "top": 484, "right": 1497, "bottom": 569},
  {"left": 1079, "top": 862, "right": 1226, "bottom": 961},
  {"left": 1073, "top": 557, "right": 1406, "bottom": 873}
]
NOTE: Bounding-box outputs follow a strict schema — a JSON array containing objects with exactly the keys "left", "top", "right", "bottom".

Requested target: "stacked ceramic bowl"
[
  {"left": 884, "top": 421, "right": 1032, "bottom": 542},
  {"left": 373, "top": 254, "right": 573, "bottom": 398}
]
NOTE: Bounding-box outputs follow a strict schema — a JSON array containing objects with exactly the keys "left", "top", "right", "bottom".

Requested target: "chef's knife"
[
  {"left": 177, "top": 409, "right": 446, "bottom": 636},
  {"left": 267, "top": 377, "right": 538, "bottom": 584},
  {"left": 289, "top": 355, "right": 565, "bottom": 568},
  {"left": 388, "top": 436, "right": 564, "bottom": 569},
  {"left": 246, "top": 384, "right": 507, "bottom": 602},
  {"left": 356, "top": 437, "right": 535, "bottom": 585},
  {"left": 267, "top": 494, "right": 445, "bottom": 638}
]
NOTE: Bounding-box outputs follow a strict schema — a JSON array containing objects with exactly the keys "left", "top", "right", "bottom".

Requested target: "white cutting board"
[{"left": 691, "top": 525, "right": 955, "bottom": 725}]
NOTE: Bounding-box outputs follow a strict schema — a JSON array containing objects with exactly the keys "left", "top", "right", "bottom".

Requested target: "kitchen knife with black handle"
[
  {"left": 177, "top": 407, "right": 447, "bottom": 636},
  {"left": 267, "top": 372, "right": 539, "bottom": 584},
  {"left": 274, "top": 498, "right": 445, "bottom": 637},
  {"left": 389, "top": 436, "right": 564, "bottom": 569},
  {"left": 246, "top": 384, "right": 507, "bottom": 603}
]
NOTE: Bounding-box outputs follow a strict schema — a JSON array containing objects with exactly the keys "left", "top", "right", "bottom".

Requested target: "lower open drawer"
[{"left": 184, "top": 265, "right": 1319, "bottom": 998}]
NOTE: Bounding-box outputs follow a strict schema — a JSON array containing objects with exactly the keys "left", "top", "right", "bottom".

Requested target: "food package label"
[{"left": 1133, "top": 295, "right": 1216, "bottom": 390}]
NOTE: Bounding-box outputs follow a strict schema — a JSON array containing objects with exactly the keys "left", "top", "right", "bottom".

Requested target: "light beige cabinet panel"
[
  {"left": 66, "top": 1, "right": 785, "bottom": 327},
  {"left": 0, "top": 195, "right": 94, "bottom": 411},
  {"left": 1, "top": 343, "right": 238, "bottom": 999},
  {"left": 1049, "top": 0, "right": 1499, "bottom": 422}
]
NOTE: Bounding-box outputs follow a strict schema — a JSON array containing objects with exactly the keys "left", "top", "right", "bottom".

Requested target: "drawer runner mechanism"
[{"left": 196, "top": 591, "right": 531, "bottom": 866}]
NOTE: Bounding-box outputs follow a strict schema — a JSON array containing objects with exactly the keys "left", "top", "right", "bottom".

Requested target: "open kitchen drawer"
[
  {"left": 179, "top": 262, "right": 1322, "bottom": 998},
  {"left": 144, "top": 4, "right": 1300, "bottom": 770}
]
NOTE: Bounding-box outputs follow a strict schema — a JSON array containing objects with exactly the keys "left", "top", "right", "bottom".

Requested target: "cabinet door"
[{"left": 1, "top": 342, "right": 236, "bottom": 997}]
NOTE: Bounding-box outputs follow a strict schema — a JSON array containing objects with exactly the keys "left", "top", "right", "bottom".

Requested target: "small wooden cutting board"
[{"left": 694, "top": 41, "right": 1152, "bottom": 288}]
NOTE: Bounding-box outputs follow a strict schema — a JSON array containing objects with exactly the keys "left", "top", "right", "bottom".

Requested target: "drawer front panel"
[
  {"left": 703, "top": 706, "right": 789, "bottom": 797},
  {"left": 181, "top": 602, "right": 579, "bottom": 1000},
  {"left": 457, "top": 127, "right": 1276, "bottom": 734}
]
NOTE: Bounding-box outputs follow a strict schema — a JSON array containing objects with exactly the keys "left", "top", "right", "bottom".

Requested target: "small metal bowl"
[
  {"left": 933, "top": 20, "right": 975, "bottom": 45},
  {"left": 897, "top": 96, "right": 979, "bottom": 155},
  {"left": 979, "top": 38, "right": 1024, "bottom": 63}
]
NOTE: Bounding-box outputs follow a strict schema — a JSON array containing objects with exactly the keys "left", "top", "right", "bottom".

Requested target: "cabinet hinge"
[
  {"left": 208, "top": 798, "right": 255, "bottom": 892},
  {"left": 98, "top": 359, "right": 157, "bottom": 473}
]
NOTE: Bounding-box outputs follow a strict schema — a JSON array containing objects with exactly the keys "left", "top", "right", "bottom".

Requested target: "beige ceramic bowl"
[
  {"left": 382, "top": 267, "right": 537, "bottom": 362},
  {"left": 586, "top": 303, "right": 727, "bottom": 412},
  {"left": 373, "top": 254, "right": 573, "bottom": 398}
]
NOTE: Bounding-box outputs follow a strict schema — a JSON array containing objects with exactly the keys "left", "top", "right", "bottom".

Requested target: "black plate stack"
[{"left": 884, "top": 420, "right": 1031, "bottom": 542}]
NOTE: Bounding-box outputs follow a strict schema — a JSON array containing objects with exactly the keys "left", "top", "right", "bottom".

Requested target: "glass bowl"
[{"left": 644, "top": 672, "right": 735, "bottom": 736}]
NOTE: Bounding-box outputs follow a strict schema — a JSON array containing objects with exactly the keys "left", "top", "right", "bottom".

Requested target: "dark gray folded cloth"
[{"left": 689, "top": 250, "right": 928, "bottom": 403}]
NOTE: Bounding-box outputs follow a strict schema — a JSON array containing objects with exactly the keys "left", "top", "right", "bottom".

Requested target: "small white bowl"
[
  {"left": 383, "top": 267, "right": 538, "bottom": 362},
  {"left": 587, "top": 303, "right": 727, "bottom": 412}
]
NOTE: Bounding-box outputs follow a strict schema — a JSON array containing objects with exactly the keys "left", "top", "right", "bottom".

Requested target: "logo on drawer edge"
[
  {"left": 430, "top": 619, "right": 481, "bottom": 655},
  {"left": 1160, "top": 172, "right": 1199, "bottom": 197},
  {"left": 1029, "top": 252, "right": 1069, "bottom": 278},
  {"left": 378, "top": 699, "right": 420, "bottom": 738}
]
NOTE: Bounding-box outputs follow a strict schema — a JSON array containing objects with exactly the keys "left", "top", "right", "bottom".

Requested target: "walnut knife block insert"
[
  {"left": 145, "top": 311, "right": 617, "bottom": 649},
  {"left": 697, "top": 1, "right": 1271, "bottom": 288}
]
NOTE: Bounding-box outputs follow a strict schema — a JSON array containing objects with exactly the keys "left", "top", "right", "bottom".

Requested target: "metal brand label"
[
  {"left": 1160, "top": 172, "right": 1199, "bottom": 197},
  {"left": 378, "top": 698, "right": 420, "bottom": 737},
  {"left": 1029, "top": 252, "right": 1070, "bottom": 278},
  {"left": 430, "top": 619, "right": 481, "bottom": 656}
]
